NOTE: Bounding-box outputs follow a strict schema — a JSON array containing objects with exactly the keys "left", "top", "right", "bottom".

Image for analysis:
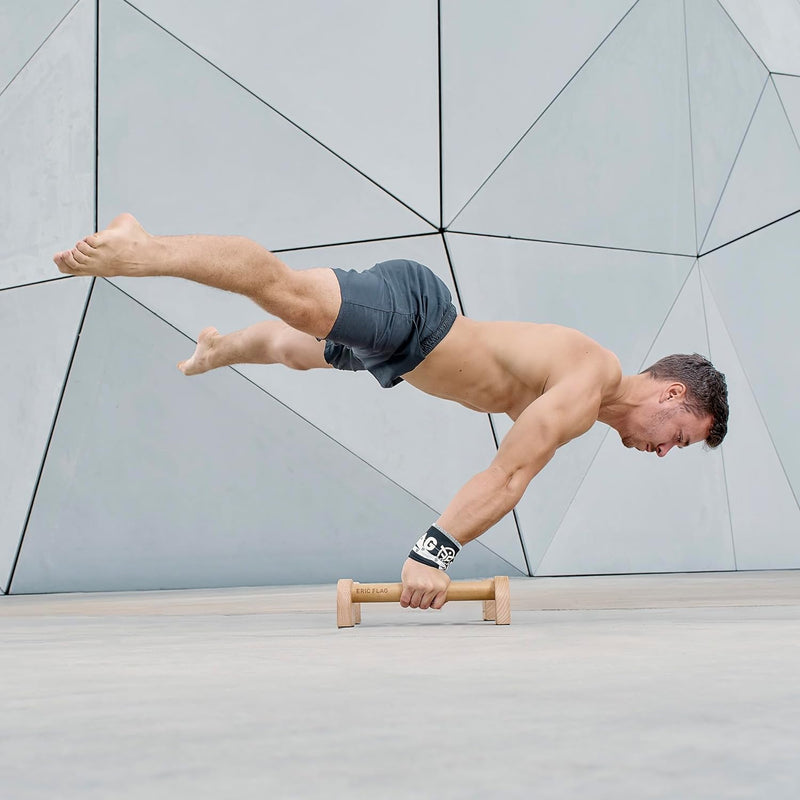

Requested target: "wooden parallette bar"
[{"left": 336, "top": 576, "right": 511, "bottom": 628}]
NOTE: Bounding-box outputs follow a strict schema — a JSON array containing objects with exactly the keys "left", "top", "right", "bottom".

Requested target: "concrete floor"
[{"left": 1, "top": 571, "right": 799, "bottom": 799}]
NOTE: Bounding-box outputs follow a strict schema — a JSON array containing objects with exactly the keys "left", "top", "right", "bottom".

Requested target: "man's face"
[{"left": 620, "top": 391, "right": 712, "bottom": 457}]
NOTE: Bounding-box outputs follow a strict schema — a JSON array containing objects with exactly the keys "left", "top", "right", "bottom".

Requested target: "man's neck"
[{"left": 597, "top": 373, "right": 650, "bottom": 431}]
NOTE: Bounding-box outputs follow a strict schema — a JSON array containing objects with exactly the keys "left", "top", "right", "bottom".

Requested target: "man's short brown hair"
[{"left": 641, "top": 354, "right": 728, "bottom": 447}]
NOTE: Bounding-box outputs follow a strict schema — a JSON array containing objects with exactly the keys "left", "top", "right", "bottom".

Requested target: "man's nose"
[{"left": 656, "top": 443, "right": 674, "bottom": 457}]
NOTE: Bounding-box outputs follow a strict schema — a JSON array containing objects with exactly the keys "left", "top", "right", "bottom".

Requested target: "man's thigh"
[
  {"left": 278, "top": 267, "right": 343, "bottom": 340},
  {"left": 274, "top": 323, "right": 332, "bottom": 370}
]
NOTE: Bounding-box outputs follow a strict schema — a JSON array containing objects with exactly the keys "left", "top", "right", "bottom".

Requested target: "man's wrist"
[{"left": 408, "top": 524, "right": 462, "bottom": 571}]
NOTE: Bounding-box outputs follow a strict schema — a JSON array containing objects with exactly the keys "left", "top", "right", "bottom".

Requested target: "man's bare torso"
[{"left": 405, "top": 316, "right": 623, "bottom": 421}]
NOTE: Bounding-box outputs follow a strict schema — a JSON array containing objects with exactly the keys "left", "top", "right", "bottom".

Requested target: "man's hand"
[{"left": 400, "top": 558, "right": 451, "bottom": 610}]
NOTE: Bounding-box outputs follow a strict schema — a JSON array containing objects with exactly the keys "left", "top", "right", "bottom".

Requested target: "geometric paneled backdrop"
[{"left": 1, "top": 0, "right": 799, "bottom": 593}]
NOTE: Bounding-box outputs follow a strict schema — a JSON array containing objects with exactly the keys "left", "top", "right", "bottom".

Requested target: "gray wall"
[{"left": 2, "top": 0, "right": 799, "bottom": 593}]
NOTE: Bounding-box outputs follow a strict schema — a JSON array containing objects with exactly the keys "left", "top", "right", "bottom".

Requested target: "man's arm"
[{"left": 400, "top": 378, "right": 601, "bottom": 609}]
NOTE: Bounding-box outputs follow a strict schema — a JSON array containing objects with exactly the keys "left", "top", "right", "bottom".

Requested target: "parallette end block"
[
  {"left": 337, "top": 578, "right": 354, "bottom": 628},
  {"left": 493, "top": 575, "right": 511, "bottom": 625}
]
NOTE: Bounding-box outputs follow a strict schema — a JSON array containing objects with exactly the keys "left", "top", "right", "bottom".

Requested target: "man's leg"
[
  {"left": 178, "top": 321, "right": 331, "bottom": 376},
  {"left": 53, "top": 213, "right": 341, "bottom": 339}
]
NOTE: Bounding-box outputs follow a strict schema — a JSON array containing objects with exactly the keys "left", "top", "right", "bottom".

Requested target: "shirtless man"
[{"left": 54, "top": 214, "right": 728, "bottom": 610}]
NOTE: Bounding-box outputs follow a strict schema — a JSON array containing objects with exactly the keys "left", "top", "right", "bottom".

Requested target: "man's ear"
[{"left": 660, "top": 382, "right": 687, "bottom": 402}]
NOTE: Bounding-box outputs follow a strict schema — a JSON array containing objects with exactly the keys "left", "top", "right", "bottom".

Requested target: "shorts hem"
[{"left": 420, "top": 303, "right": 457, "bottom": 357}]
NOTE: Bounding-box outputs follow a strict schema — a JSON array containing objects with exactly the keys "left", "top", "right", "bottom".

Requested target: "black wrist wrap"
[{"left": 408, "top": 525, "right": 462, "bottom": 571}]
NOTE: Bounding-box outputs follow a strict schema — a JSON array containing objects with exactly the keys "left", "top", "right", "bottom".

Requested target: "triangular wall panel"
[
  {"left": 0, "top": 0, "right": 94, "bottom": 289},
  {"left": 0, "top": 0, "right": 77, "bottom": 91},
  {"left": 702, "top": 80, "right": 800, "bottom": 253},
  {"left": 99, "top": 0, "right": 433, "bottom": 251},
  {"left": 774, "top": 75, "right": 800, "bottom": 142},
  {"left": 718, "top": 0, "right": 800, "bottom": 75},
  {"left": 446, "top": 234, "right": 695, "bottom": 568},
  {"left": 685, "top": 0, "right": 768, "bottom": 249},
  {"left": 440, "top": 0, "right": 635, "bottom": 223},
  {"left": 0, "top": 278, "right": 90, "bottom": 592},
  {"left": 446, "top": 233, "right": 695, "bottom": 374},
  {"left": 701, "top": 272, "right": 800, "bottom": 569},
  {"left": 536, "top": 267, "right": 732, "bottom": 575},
  {"left": 12, "top": 279, "right": 519, "bottom": 593},
  {"left": 702, "top": 211, "right": 800, "bottom": 498},
  {"left": 273, "top": 240, "right": 527, "bottom": 573},
  {"left": 111, "top": 235, "right": 527, "bottom": 573},
  {"left": 127, "top": 0, "right": 440, "bottom": 225},
  {"left": 452, "top": 0, "right": 696, "bottom": 254}
]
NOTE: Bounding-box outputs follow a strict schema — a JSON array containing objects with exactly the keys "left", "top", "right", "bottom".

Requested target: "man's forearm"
[
  {"left": 434, "top": 464, "right": 529, "bottom": 545},
  {"left": 399, "top": 465, "right": 530, "bottom": 609}
]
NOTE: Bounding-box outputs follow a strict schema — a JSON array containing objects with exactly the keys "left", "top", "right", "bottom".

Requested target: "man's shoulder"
[{"left": 542, "top": 327, "right": 621, "bottom": 381}]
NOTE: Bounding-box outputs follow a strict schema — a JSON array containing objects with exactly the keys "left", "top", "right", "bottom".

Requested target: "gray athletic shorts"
[{"left": 323, "top": 259, "right": 458, "bottom": 388}]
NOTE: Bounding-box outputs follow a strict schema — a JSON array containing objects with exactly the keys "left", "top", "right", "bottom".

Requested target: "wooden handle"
[
  {"left": 337, "top": 576, "right": 510, "bottom": 627},
  {"left": 351, "top": 578, "right": 496, "bottom": 603}
]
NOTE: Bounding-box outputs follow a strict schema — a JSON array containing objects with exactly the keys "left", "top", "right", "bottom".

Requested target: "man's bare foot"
[
  {"left": 178, "top": 327, "right": 223, "bottom": 376},
  {"left": 53, "top": 213, "right": 155, "bottom": 277}
]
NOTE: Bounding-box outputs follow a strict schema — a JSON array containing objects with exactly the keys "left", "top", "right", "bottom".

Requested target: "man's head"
[{"left": 626, "top": 354, "right": 728, "bottom": 456}]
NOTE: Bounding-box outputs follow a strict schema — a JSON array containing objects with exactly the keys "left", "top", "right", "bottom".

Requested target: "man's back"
[{"left": 405, "top": 316, "right": 623, "bottom": 421}]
